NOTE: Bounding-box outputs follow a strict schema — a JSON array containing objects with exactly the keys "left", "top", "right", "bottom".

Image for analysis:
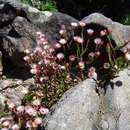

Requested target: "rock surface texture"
[{"left": 44, "top": 69, "right": 130, "bottom": 130}]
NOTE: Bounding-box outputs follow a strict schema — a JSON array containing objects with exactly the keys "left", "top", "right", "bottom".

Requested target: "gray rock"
[
  {"left": 0, "top": 1, "right": 77, "bottom": 78},
  {"left": 82, "top": 13, "right": 130, "bottom": 52},
  {"left": 44, "top": 69, "right": 130, "bottom": 130},
  {"left": 44, "top": 79, "right": 100, "bottom": 130},
  {"left": 0, "top": 78, "right": 34, "bottom": 107}
]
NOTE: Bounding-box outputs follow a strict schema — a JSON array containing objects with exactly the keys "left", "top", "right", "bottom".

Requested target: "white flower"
[
  {"left": 26, "top": 107, "right": 37, "bottom": 116},
  {"left": 1, "top": 128, "right": 8, "bottom": 130},
  {"left": 34, "top": 117, "right": 42, "bottom": 125},
  {"left": 71, "top": 22, "right": 78, "bottom": 27},
  {"left": 60, "top": 66, "right": 66, "bottom": 70},
  {"left": 57, "top": 53, "right": 64, "bottom": 60},
  {"left": 32, "top": 99, "right": 41, "bottom": 106},
  {"left": 125, "top": 52, "right": 130, "bottom": 60},
  {"left": 8, "top": 102, "right": 15, "bottom": 109},
  {"left": 78, "top": 61, "right": 85, "bottom": 69},
  {"left": 94, "top": 38, "right": 102, "bottom": 45},
  {"left": 54, "top": 43, "right": 61, "bottom": 49},
  {"left": 2, "top": 121, "right": 10, "bottom": 127},
  {"left": 17, "top": 106, "right": 24, "bottom": 113},
  {"left": 23, "top": 56, "right": 30, "bottom": 61},
  {"left": 73, "top": 36, "right": 84, "bottom": 44},
  {"left": 59, "top": 38, "right": 67, "bottom": 45},
  {"left": 24, "top": 49, "right": 30, "bottom": 54},
  {"left": 40, "top": 107, "right": 49, "bottom": 115},
  {"left": 87, "top": 29, "right": 94, "bottom": 36},
  {"left": 79, "top": 21, "right": 86, "bottom": 27},
  {"left": 59, "top": 29, "right": 66, "bottom": 35},
  {"left": 11, "top": 124, "right": 20, "bottom": 130}
]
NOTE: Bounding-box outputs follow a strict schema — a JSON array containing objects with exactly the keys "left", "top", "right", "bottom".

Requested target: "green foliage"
[{"left": 21, "top": 0, "right": 57, "bottom": 11}]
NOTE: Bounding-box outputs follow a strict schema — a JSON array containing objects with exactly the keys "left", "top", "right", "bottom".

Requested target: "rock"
[
  {"left": 44, "top": 69, "right": 130, "bottom": 130},
  {"left": 55, "top": 0, "right": 130, "bottom": 21},
  {"left": 0, "top": 78, "right": 34, "bottom": 107},
  {"left": 0, "top": 1, "right": 77, "bottom": 78},
  {"left": 82, "top": 13, "right": 130, "bottom": 51},
  {"left": 44, "top": 79, "right": 100, "bottom": 130}
]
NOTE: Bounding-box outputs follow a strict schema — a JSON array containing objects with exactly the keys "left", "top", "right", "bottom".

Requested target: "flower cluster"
[
  {"left": 23, "top": 21, "right": 129, "bottom": 105},
  {"left": 0, "top": 97, "right": 49, "bottom": 130}
]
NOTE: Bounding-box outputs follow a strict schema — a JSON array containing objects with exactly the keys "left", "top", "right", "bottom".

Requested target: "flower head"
[
  {"left": 69, "top": 54, "right": 76, "bottom": 61},
  {"left": 103, "top": 63, "right": 110, "bottom": 69},
  {"left": 11, "top": 124, "right": 20, "bottom": 130},
  {"left": 17, "top": 106, "right": 24, "bottom": 113},
  {"left": 34, "top": 117, "right": 42, "bottom": 125},
  {"left": 71, "top": 22, "right": 78, "bottom": 27},
  {"left": 79, "top": 21, "right": 86, "bottom": 27},
  {"left": 57, "top": 53, "right": 64, "bottom": 60},
  {"left": 94, "top": 38, "right": 102, "bottom": 45},
  {"left": 125, "top": 52, "right": 130, "bottom": 61},
  {"left": 40, "top": 107, "right": 49, "bottom": 115},
  {"left": 59, "top": 38, "right": 67, "bottom": 45},
  {"left": 2, "top": 121, "right": 10, "bottom": 128},
  {"left": 78, "top": 61, "right": 85, "bottom": 69},
  {"left": 100, "top": 30, "right": 106, "bottom": 37},
  {"left": 87, "top": 29, "right": 94, "bottom": 36}
]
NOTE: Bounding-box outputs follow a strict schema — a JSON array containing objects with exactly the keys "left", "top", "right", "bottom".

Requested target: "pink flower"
[
  {"left": 44, "top": 59, "right": 50, "bottom": 65},
  {"left": 30, "top": 68, "right": 39, "bottom": 74},
  {"left": 94, "top": 38, "right": 102, "bottom": 45},
  {"left": 26, "top": 107, "right": 37, "bottom": 116},
  {"left": 95, "top": 51, "right": 100, "bottom": 56},
  {"left": 32, "top": 99, "right": 41, "bottom": 106},
  {"left": 24, "top": 49, "right": 30, "bottom": 54},
  {"left": 54, "top": 43, "right": 61, "bottom": 49},
  {"left": 35, "top": 46, "right": 42, "bottom": 53},
  {"left": 107, "top": 27, "right": 112, "bottom": 34},
  {"left": 69, "top": 54, "right": 76, "bottom": 61},
  {"left": 71, "top": 22, "right": 78, "bottom": 27},
  {"left": 2, "top": 121, "right": 10, "bottom": 128},
  {"left": 79, "top": 21, "right": 86, "bottom": 27},
  {"left": 100, "top": 30, "right": 106, "bottom": 37},
  {"left": 23, "top": 56, "right": 30, "bottom": 61},
  {"left": 44, "top": 45, "right": 50, "bottom": 50},
  {"left": 57, "top": 53, "right": 64, "bottom": 60},
  {"left": 125, "top": 52, "right": 130, "bottom": 61},
  {"left": 31, "top": 64, "right": 38, "bottom": 69},
  {"left": 49, "top": 48, "right": 55, "bottom": 53},
  {"left": 11, "top": 124, "right": 20, "bottom": 130},
  {"left": 87, "top": 29, "right": 94, "bottom": 36},
  {"left": 8, "top": 102, "right": 15, "bottom": 109},
  {"left": 78, "top": 61, "right": 85, "bottom": 69},
  {"left": 59, "top": 38, "right": 67, "bottom": 45},
  {"left": 34, "top": 117, "right": 42, "bottom": 125},
  {"left": 59, "top": 29, "right": 66, "bottom": 35},
  {"left": 40, "top": 107, "right": 49, "bottom": 115},
  {"left": 16, "top": 106, "right": 24, "bottom": 113},
  {"left": 36, "top": 31, "right": 42, "bottom": 37},
  {"left": 73, "top": 36, "right": 84, "bottom": 44}
]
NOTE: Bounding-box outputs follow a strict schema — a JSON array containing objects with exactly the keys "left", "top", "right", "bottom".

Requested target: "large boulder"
[
  {"left": 44, "top": 69, "right": 130, "bottom": 130},
  {"left": 82, "top": 13, "right": 130, "bottom": 52},
  {"left": 44, "top": 79, "right": 100, "bottom": 130},
  {"left": 0, "top": 1, "right": 77, "bottom": 78}
]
